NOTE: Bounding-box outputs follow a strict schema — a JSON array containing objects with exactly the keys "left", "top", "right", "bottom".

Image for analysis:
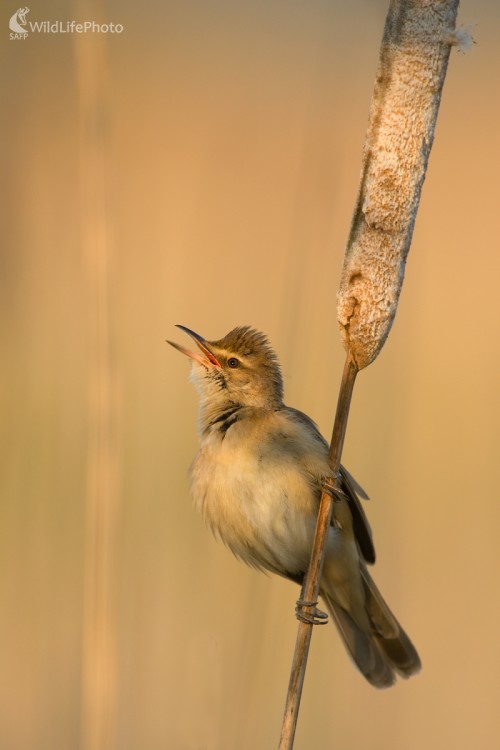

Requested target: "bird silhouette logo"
[{"left": 9, "top": 7, "right": 30, "bottom": 36}]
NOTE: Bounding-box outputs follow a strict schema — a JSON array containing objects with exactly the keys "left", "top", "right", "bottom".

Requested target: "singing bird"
[{"left": 168, "top": 325, "right": 421, "bottom": 688}]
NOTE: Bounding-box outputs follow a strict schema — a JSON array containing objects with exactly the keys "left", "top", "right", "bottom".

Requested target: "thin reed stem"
[{"left": 278, "top": 353, "right": 358, "bottom": 750}]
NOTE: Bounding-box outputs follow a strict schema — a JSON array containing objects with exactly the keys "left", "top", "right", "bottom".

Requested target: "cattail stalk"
[
  {"left": 280, "top": 1, "right": 460, "bottom": 747},
  {"left": 279, "top": 354, "right": 358, "bottom": 750}
]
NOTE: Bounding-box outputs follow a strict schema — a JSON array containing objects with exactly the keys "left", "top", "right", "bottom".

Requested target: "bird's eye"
[{"left": 227, "top": 357, "right": 240, "bottom": 368}]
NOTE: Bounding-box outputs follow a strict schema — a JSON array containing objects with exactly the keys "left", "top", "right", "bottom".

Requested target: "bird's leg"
[
  {"left": 295, "top": 580, "right": 328, "bottom": 625},
  {"left": 294, "top": 476, "right": 345, "bottom": 625},
  {"left": 322, "top": 476, "right": 345, "bottom": 502},
  {"left": 322, "top": 476, "right": 348, "bottom": 530}
]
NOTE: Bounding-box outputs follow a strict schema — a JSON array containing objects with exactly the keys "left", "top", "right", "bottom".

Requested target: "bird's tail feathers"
[{"left": 321, "top": 573, "right": 421, "bottom": 688}]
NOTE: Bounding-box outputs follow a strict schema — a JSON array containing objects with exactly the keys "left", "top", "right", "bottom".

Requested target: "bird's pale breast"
[{"left": 190, "top": 411, "right": 330, "bottom": 576}]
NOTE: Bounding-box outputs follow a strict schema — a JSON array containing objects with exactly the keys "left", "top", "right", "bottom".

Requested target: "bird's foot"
[
  {"left": 295, "top": 598, "right": 329, "bottom": 625},
  {"left": 322, "top": 478, "right": 345, "bottom": 502}
]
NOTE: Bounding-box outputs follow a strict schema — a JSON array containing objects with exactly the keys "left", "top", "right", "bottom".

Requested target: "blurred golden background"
[{"left": 2, "top": 1, "right": 500, "bottom": 748}]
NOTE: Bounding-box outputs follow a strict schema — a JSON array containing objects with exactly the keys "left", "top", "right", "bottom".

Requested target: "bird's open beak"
[{"left": 167, "top": 325, "right": 222, "bottom": 368}]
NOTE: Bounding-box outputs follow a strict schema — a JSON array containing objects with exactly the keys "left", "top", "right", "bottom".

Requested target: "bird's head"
[{"left": 168, "top": 325, "right": 284, "bottom": 411}]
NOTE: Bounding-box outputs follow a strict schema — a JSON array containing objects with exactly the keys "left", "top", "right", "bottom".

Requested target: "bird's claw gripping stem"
[
  {"left": 323, "top": 477, "right": 346, "bottom": 503},
  {"left": 295, "top": 599, "right": 329, "bottom": 625}
]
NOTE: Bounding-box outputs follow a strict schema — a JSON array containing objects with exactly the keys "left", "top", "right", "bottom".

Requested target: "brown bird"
[{"left": 169, "top": 325, "right": 421, "bottom": 688}]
